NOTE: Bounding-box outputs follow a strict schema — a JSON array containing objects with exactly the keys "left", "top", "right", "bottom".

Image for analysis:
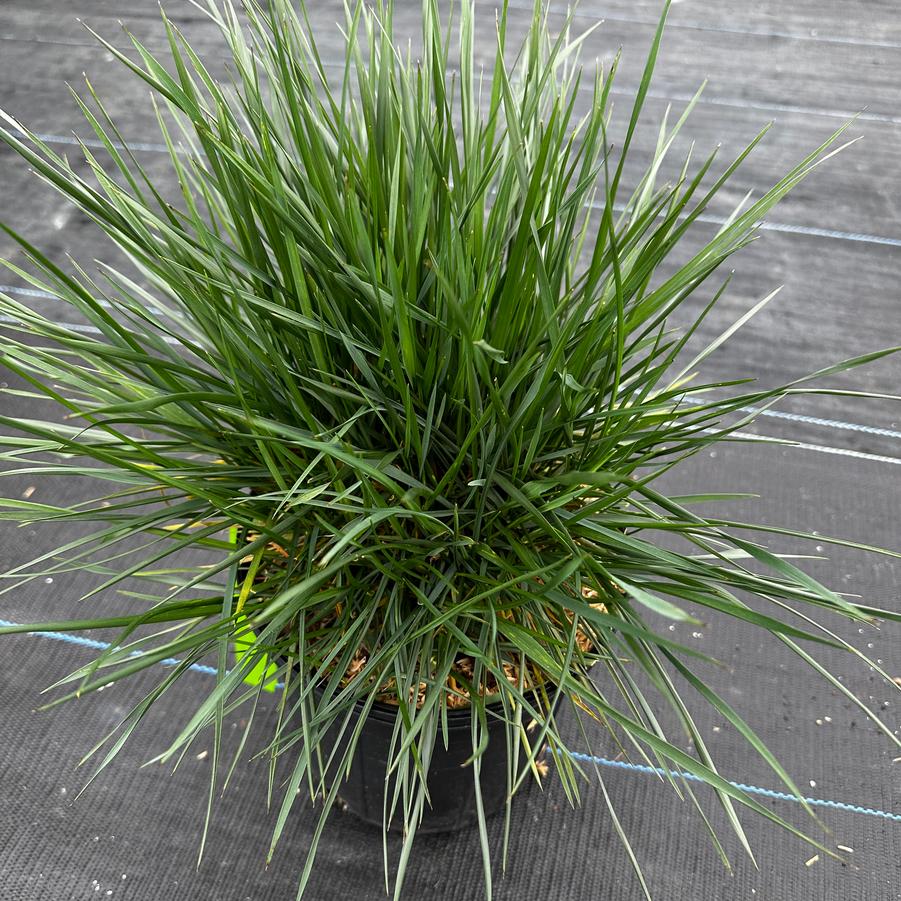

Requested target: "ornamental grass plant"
[{"left": 0, "top": 0, "right": 898, "bottom": 898}]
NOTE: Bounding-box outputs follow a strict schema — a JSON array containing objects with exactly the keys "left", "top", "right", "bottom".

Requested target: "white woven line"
[
  {"left": 753, "top": 220, "right": 901, "bottom": 247},
  {"left": 717, "top": 429, "right": 901, "bottom": 466},
  {"left": 9, "top": 32, "right": 901, "bottom": 132},
  {"left": 2, "top": 2, "right": 900, "bottom": 53},
  {"left": 23, "top": 91, "right": 901, "bottom": 135},
  {"left": 512, "top": 2, "right": 901, "bottom": 51},
  {"left": 3, "top": 308, "right": 900, "bottom": 466},
  {"left": 19, "top": 131, "right": 172, "bottom": 154},
  {"left": 0, "top": 312, "right": 181, "bottom": 346},
  {"left": 610, "top": 85, "right": 901, "bottom": 127},
  {"left": 12, "top": 127, "right": 901, "bottom": 248},
  {"left": 0, "top": 285, "right": 55, "bottom": 300},
  {"left": 1, "top": 284, "right": 167, "bottom": 317},
  {"left": 5, "top": 5, "right": 898, "bottom": 52},
  {"left": 0, "top": 33, "right": 114, "bottom": 51},
  {"left": 594, "top": 200, "right": 901, "bottom": 249},
  {"left": 20, "top": 84, "right": 901, "bottom": 153},
  {"left": 742, "top": 407, "right": 901, "bottom": 441},
  {"left": 5, "top": 285, "right": 901, "bottom": 443}
]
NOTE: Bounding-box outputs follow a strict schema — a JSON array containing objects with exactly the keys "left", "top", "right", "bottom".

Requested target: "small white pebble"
[
  {"left": 121, "top": 875, "right": 127, "bottom": 880},
  {"left": 93, "top": 836, "right": 99, "bottom": 842},
  {"left": 805, "top": 854, "right": 819, "bottom": 867},
  {"left": 815, "top": 719, "right": 823, "bottom": 726},
  {"left": 824, "top": 716, "right": 832, "bottom": 723},
  {"left": 22, "top": 486, "right": 36, "bottom": 499},
  {"left": 106, "top": 892, "right": 113, "bottom": 897},
  {"left": 837, "top": 844, "right": 854, "bottom": 854},
  {"left": 195, "top": 750, "right": 208, "bottom": 761},
  {"left": 809, "top": 780, "right": 816, "bottom": 788},
  {"left": 44, "top": 577, "right": 54, "bottom": 584},
  {"left": 712, "top": 726, "right": 721, "bottom": 733}
]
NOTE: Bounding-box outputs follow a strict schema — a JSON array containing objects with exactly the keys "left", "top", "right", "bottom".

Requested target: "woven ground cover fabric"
[
  {"left": 1, "top": 1, "right": 899, "bottom": 899},
  {"left": 0, "top": 441, "right": 898, "bottom": 900}
]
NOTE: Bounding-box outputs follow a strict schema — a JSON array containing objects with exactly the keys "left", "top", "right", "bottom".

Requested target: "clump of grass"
[{"left": 0, "top": 1, "right": 898, "bottom": 898}]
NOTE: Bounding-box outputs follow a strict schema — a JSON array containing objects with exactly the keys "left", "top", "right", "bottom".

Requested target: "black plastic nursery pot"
[
  {"left": 235, "top": 557, "right": 553, "bottom": 834},
  {"left": 318, "top": 691, "right": 520, "bottom": 834}
]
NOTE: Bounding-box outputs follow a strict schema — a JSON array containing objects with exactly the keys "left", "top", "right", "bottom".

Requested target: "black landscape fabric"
[
  {"left": 0, "top": 1, "right": 899, "bottom": 899},
  {"left": 1, "top": 442, "right": 899, "bottom": 901}
]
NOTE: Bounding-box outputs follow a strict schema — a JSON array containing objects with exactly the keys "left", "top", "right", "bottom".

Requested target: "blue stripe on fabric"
[
  {"left": 567, "top": 751, "right": 901, "bottom": 823},
  {"left": 2, "top": 618, "right": 898, "bottom": 824},
  {"left": 0, "top": 619, "right": 219, "bottom": 677}
]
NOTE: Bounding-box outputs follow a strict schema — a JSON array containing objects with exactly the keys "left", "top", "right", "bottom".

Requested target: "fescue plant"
[{"left": 0, "top": 0, "right": 898, "bottom": 897}]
